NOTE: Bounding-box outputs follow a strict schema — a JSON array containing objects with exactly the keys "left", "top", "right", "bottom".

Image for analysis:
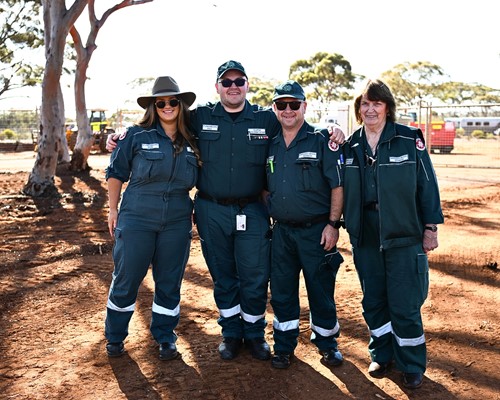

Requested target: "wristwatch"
[
  {"left": 424, "top": 225, "right": 438, "bottom": 232},
  {"left": 328, "top": 219, "right": 344, "bottom": 229}
]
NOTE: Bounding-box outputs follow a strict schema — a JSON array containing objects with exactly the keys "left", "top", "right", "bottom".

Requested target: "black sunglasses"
[
  {"left": 218, "top": 77, "right": 247, "bottom": 88},
  {"left": 155, "top": 99, "right": 180, "bottom": 109},
  {"left": 274, "top": 101, "right": 303, "bottom": 111}
]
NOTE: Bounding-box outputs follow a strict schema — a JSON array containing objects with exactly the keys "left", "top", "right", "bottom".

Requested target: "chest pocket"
[
  {"left": 198, "top": 130, "right": 220, "bottom": 163},
  {"left": 135, "top": 150, "right": 166, "bottom": 180},
  {"left": 295, "top": 158, "right": 322, "bottom": 191},
  {"left": 245, "top": 135, "right": 269, "bottom": 166},
  {"left": 183, "top": 155, "right": 199, "bottom": 189}
]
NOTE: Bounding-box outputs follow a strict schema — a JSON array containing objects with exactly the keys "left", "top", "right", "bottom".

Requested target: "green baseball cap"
[
  {"left": 217, "top": 60, "right": 247, "bottom": 80},
  {"left": 273, "top": 80, "right": 306, "bottom": 101}
]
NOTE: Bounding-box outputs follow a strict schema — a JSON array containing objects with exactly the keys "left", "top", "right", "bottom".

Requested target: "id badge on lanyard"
[{"left": 236, "top": 214, "right": 246, "bottom": 231}]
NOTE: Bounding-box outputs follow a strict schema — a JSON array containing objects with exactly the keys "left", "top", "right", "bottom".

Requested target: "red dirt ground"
[{"left": 0, "top": 151, "right": 499, "bottom": 400}]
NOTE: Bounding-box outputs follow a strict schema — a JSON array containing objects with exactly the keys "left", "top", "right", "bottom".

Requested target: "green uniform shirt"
[
  {"left": 343, "top": 121, "right": 444, "bottom": 249},
  {"left": 191, "top": 101, "right": 280, "bottom": 199},
  {"left": 267, "top": 122, "right": 343, "bottom": 222}
]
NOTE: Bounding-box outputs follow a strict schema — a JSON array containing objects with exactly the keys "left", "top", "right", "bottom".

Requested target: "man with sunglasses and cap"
[
  {"left": 265, "top": 80, "right": 344, "bottom": 369},
  {"left": 104, "top": 76, "right": 202, "bottom": 360},
  {"left": 191, "top": 60, "right": 279, "bottom": 361}
]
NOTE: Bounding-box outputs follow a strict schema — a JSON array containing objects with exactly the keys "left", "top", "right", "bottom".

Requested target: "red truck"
[{"left": 409, "top": 120, "right": 456, "bottom": 153}]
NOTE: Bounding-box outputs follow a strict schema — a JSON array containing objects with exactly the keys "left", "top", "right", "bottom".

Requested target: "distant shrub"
[
  {"left": 455, "top": 128, "right": 465, "bottom": 138},
  {"left": 0, "top": 129, "right": 17, "bottom": 140},
  {"left": 471, "top": 130, "right": 486, "bottom": 139}
]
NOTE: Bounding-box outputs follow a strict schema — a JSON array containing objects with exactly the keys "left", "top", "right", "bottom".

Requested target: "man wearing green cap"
[
  {"left": 265, "top": 80, "right": 345, "bottom": 369},
  {"left": 191, "top": 60, "right": 279, "bottom": 361}
]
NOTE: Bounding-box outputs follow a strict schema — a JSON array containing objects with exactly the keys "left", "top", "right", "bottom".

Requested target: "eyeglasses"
[
  {"left": 218, "top": 78, "right": 247, "bottom": 88},
  {"left": 155, "top": 99, "right": 180, "bottom": 109},
  {"left": 365, "top": 153, "right": 377, "bottom": 166},
  {"left": 274, "top": 101, "right": 303, "bottom": 111}
]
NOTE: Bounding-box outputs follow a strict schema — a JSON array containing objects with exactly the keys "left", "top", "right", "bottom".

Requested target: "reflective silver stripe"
[
  {"left": 370, "top": 321, "right": 392, "bottom": 337},
  {"left": 152, "top": 301, "right": 180, "bottom": 317},
  {"left": 310, "top": 320, "right": 340, "bottom": 337},
  {"left": 107, "top": 298, "right": 135, "bottom": 312},
  {"left": 370, "top": 321, "right": 426, "bottom": 347},
  {"left": 240, "top": 309, "right": 265, "bottom": 324},
  {"left": 394, "top": 332, "right": 426, "bottom": 347},
  {"left": 219, "top": 304, "right": 241, "bottom": 318},
  {"left": 273, "top": 316, "right": 299, "bottom": 332}
]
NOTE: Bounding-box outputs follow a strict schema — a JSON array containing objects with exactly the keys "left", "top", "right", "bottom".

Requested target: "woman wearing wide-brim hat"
[{"left": 104, "top": 76, "right": 202, "bottom": 361}]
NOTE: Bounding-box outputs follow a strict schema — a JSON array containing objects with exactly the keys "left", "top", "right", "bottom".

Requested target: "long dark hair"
[
  {"left": 354, "top": 79, "right": 397, "bottom": 125},
  {"left": 137, "top": 99, "right": 202, "bottom": 166}
]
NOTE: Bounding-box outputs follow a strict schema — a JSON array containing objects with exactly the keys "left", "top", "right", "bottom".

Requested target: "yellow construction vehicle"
[{"left": 67, "top": 109, "right": 115, "bottom": 153}]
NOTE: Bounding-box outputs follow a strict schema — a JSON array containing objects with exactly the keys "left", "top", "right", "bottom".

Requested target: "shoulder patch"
[
  {"left": 416, "top": 138, "right": 426, "bottom": 151},
  {"left": 328, "top": 139, "right": 339, "bottom": 152}
]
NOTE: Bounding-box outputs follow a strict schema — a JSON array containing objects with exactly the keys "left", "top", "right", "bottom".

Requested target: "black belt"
[
  {"left": 364, "top": 202, "right": 379, "bottom": 211},
  {"left": 197, "top": 190, "right": 259, "bottom": 207},
  {"left": 277, "top": 214, "right": 330, "bottom": 228}
]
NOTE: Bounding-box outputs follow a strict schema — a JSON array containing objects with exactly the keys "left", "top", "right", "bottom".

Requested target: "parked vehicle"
[
  {"left": 445, "top": 117, "right": 500, "bottom": 135},
  {"left": 409, "top": 120, "right": 456, "bottom": 153},
  {"left": 67, "top": 109, "right": 115, "bottom": 153}
]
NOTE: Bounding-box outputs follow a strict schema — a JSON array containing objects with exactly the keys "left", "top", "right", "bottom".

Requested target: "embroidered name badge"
[
  {"left": 247, "top": 128, "right": 268, "bottom": 140},
  {"left": 141, "top": 143, "right": 159, "bottom": 149},
  {"left": 202, "top": 124, "right": 218, "bottom": 131},
  {"left": 298, "top": 152, "right": 317, "bottom": 159},
  {"left": 346, "top": 158, "right": 354, "bottom": 165},
  {"left": 328, "top": 139, "right": 339, "bottom": 152},
  {"left": 389, "top": 154, "right": 409, "bottom": 163},
  {"left": 416, "top": 138, "right": 426, "bottom": 151}
]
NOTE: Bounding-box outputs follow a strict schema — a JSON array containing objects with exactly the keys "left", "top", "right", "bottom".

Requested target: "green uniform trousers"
[
  {"left": 270, "top": 222, "right": 343, "bottom": 354},
  {"left": 352, "top": 208, "right": 429, "bottom": 373}
]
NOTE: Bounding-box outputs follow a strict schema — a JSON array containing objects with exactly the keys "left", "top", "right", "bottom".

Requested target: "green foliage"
[
  {"left": 471, "top": 130, "right": 487, "bottom": 139},
  {"left": 455, "top": 128, "right": 465, "bottom": 138},
  {"left": 381, "top": 61, "right": 500, "bottom": 106},
  {"left": 381, "top": 61, "right": 446, "bottom": 106},
  {"left": 0, "top": 109, "right": 39, "bottom": 138},
  {"left": 0, "top": 0, "right": 44, "bottom": 98},
  {"left": 247, "top": 76, "right": 278, "bottom": 107},
  {"left": 288, "top": 52, "right": 360, "bottom": 119},
  {"left": 0, "top": 128, "right": 17, "bottom": 140}
]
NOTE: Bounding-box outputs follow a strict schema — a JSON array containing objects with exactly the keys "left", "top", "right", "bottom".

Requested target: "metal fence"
[{"left": 1, "top": 106, "right": 500, "bottom": 174}]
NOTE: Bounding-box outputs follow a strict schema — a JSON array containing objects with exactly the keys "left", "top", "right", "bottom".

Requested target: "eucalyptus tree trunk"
[{"left": 23, "top": 0, "right": 87, "bottom": 197}]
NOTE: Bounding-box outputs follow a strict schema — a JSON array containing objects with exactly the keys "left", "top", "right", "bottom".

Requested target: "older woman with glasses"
[
  {"left": 104, "top": 76, "right": 201, "bottom": 361},
  {"left": 342, "top": 79, "right": 443, "bottom": 389}
]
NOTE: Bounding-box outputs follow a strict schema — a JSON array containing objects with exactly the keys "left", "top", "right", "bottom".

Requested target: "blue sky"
[{"left": 3, "top": 0, "right": 499, "bottom": 116}]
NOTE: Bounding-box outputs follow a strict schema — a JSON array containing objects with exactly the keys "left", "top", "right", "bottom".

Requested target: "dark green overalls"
[
  {"left": 343, "top": 122, "right": 444, "bottom": 373},
  {"left": 267, "top": 122, "right": 344, "bottom": 354},
  {"left": 105, "top": 123, "right": 198, "bottom": 345},
  {"left": 191, "top": 101, "right": 280, "bottom": 340}
]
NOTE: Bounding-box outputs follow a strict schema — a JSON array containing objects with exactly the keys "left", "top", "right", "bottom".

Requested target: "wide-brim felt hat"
[{"left": 137, "top": 76, "right": 196, "bottom": 109}]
